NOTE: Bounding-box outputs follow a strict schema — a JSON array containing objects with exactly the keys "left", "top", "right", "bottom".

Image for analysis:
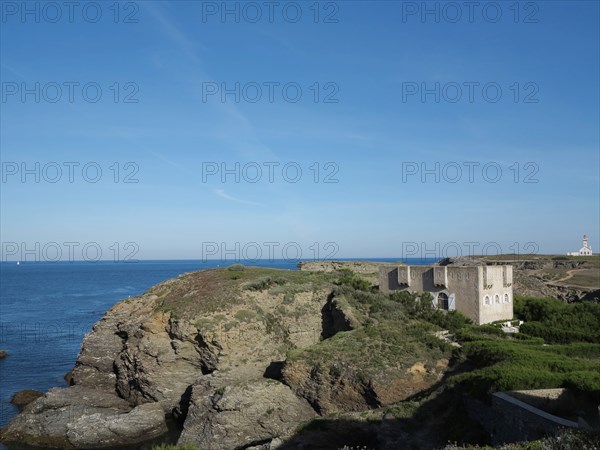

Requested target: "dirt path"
[{"left": 551, "top": 269, "right": 577, "bottom": 284}]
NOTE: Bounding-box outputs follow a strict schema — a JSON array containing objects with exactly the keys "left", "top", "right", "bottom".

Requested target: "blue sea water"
[{"left": 0, "top": 258, "right": 436, "bottom": 434}]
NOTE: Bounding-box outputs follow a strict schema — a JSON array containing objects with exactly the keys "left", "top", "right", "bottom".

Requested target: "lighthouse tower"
[
  {"left": 581, "top": 235, "right": 592, "bottom": 255},
  {"left": 568, "top": 235, "right": 593, "bottom": 256}
]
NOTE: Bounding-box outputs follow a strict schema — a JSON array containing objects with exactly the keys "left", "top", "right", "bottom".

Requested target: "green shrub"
[
  {"left": 227, "top": 264, "right": 245, "bottom": 271},
  {"left": 388, "top": 291, "right": 471, "bottom": 332},
  {"left": 453, "top": 339, "right": 600, "bottom": 399},
  {"left": 513, "top": 333, "right": 545, "bottom": 344},
  {"left": 194, "top": 317, "right": 216, "bottom": 330},
  {"left": 514, "top": 296, "right": 567, "bottom": 322},
  {"left": 335, "top": 268, "right": 371, "bottom": 291},
  {"left": 234, "top": 309, "right": 256, "bottom": 322},
  {"left": 287, "top": 320, "right": 452, "bottom": 380},
  {"left": 428, "top": 310, "right": 473, "bottom": 333},
  {"left": 245, "top": 277, "right": 273, "bottom": 291},
  {"left": 455, "top": 325, "right": 504, "bottom": 343},
  {"left": 514, "top": 296, "right": 600, "bottom": 344},
  {"left": 274, "top": 276, "right": 287, "bottom": 285},
  {"left": 564, "top": 371, "right": 600, "bottom": 396},
  {"left": 520, "top": 321, "right": 600, "bottom": 344}
]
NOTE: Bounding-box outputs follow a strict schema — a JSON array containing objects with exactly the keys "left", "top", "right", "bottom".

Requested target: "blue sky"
[{"left": 1, "top": 1, "right": 599, "bottom": 260}]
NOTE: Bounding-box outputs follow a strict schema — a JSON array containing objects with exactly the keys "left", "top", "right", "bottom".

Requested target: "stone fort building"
[{"left": 379, "top": 265, "right": 514, "bottom": 324}]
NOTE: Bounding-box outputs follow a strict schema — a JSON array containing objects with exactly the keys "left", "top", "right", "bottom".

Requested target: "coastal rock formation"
[
  {"left": 0, "top": 386, "right": 166, "bottom": 448},
  {"left": 178, "top": 374, "right": 315, "bottom": 449},
  {"left": 3, "top": 260, "right": 598, "bottom": 449},
  {"left": 11, "top": 390, "right": 43, "bottom": 409},
  {"left": 0, "top": 350, "right": 7, "bottom": 359},
  {"left": 66, "top": 403, "right": 167, "bottom": 448},
  {"left": 0, "top": 268, "right": 357, "bottom": 448},
  {"left": 282, "top": 354, "right": 449, "bottom": 414}
]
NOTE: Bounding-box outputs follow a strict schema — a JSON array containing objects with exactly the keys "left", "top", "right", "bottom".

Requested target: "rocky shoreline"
[
  {"left": 1, "top": 267, "right": 385, "bottom": 448},
  {"left": 1, "top": 258, "right": 598, "bottom": 449}
]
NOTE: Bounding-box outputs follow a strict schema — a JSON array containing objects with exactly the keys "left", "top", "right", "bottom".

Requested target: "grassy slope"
[
  {"left": 149, "top": 265, "right": 335, "bottom": 319},
  {"left": 146, "top": 266, "right": 600, "bottom": 449}
]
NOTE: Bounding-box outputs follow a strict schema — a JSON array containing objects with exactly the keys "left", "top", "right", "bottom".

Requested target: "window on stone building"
[
  {"left": 484, "top": 295, "right": 490, "bottom": 305},
  {"left": 504, "top": 293, "right": 510, "bottom": 303},
  {"left": 437, "top": 292, "right": 449, "bottom": 310},
  {"left": 494, "top": 294, "right": 500, "bottom": 303}
]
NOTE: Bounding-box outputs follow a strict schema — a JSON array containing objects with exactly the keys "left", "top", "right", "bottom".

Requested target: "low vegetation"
[
  {"left": 286, "top": 270, "right": 458, "bottom": 386},
  {"left": 150, "top": 266, "right": 599, "bottom": 449},
  {"left": 287, "top": 319, "right": 451, "bottom": 381},
  {"left": 514, "top": 296, "right": 600, "bottom": 343},
  {"left": 287, "top": 270, "right": 600, "bottom": 401},
  {"left": 444, "top": 429, "right": 600, "bottom": 449},
  {"left": 151, "top": 265, "right": 333, "bottom": 318},
  {"left": 447, "top": 296, "right": 600, "bottom": 401}
]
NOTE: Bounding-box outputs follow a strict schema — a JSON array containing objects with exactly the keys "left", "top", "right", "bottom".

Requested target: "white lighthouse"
[{"left": 567, "top": 235, "right": 593, "bottom": 256}]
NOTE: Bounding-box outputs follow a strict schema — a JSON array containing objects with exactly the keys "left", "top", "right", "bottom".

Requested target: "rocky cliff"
[{"left": 0, "top": 265, "right": 451, "bottom": 449}]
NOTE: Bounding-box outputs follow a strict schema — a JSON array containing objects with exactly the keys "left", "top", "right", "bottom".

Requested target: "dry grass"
[{"left": 151, "top": 266, "right": 335, "bottom": 319}]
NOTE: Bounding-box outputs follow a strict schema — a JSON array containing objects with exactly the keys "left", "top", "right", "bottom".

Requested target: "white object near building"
[{"left": 567, "top": 235, "right": 593, "bottom": 256}]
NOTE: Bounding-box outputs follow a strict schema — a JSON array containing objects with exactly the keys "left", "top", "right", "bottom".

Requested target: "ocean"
[{"left": 0, "top": 258, "right": 436, "bottom": 444}]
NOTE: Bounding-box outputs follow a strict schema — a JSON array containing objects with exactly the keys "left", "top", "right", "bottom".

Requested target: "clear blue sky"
[{"left": 1, "top": 1, "right": 599, "bottom": 260}]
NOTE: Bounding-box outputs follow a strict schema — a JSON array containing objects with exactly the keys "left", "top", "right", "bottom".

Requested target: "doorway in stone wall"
[{"left": 437, "top": 292, "right": 449, "bottom": 310}]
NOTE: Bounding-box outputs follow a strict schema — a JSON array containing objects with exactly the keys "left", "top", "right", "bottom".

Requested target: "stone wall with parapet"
[
  {"left": 298, "top": 261, "right": 404, "bottom": 285},
  {"left": 298, "top": 260, "right": 402, "bottom": 273},
  {"left": 464, "top": 391, "right": 582, "bottom": 445}
]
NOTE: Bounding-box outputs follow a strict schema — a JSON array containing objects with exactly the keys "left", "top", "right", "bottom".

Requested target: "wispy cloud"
[
  {"left": 1, "top": 61, "right": 29, "bottom": 80},
  {"left": 143, "top": 1, "right": 208, "bottom": 63},
  {"left": 214, "top": 189, "right": 265, "bottom": 207},
  {"left": 142, "top": 2, "right": 280, "bottom": 162}
]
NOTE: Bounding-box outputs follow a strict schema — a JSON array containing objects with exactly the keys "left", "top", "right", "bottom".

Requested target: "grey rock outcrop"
[
  {"left": 0, "top": 386, "right": 166, "bottom": 448},
  {"left": 281, "top": 358, "right": 448, "bottom": 414},
  {"left": 178, "top": 374, "right": 315, "bottom": 449},
  {"left": 66, "top": 403, "right": 167, "bottom": 448},
  {"left": 1, "top": 268, "right": 338, "bottom": 448},
  {"left": 11, "top": 390, "right": 43, "bottom": 409}
]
